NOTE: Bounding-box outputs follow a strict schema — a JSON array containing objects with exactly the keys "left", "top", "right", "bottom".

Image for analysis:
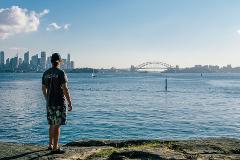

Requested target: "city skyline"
[
  {"left": 1, "top": 1, "right": 240, "bottom": 68},
  {"left": 1, "top": 49, "right": 239, "bottom": 70},
  {"left": 1, "top": 50, "right": 239, "bottom": 69},
  {"left": 0, "top": 50, "right": 75, "bottom": 72}
]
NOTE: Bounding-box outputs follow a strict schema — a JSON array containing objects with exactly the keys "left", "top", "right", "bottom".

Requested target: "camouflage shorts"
[{"left": 46, "top": 106, "right": 67, "bottom": 125}]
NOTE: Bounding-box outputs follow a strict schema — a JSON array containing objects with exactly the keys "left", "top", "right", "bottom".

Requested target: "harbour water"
[{"left": 0, "top": 72, "right": 240, "bottom": 144}]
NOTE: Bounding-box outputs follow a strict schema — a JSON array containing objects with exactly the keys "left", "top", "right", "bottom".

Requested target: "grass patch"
[
  {"left": 92, "top": 148, "right": 118, "bottom": 158},
  {"left": 88, "top": 141, "right": 162, "bottom": 159}
]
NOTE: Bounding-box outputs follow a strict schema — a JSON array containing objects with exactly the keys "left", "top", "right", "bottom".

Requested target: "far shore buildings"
[
  {"left": 0, "top": 51, "right": 75, "bottom": 72},
  {"left": 0, "top": 51, "right": 4, "bottom": 68}
]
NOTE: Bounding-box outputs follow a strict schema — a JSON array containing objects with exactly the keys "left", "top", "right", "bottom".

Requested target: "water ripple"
[{"left": 1, "top": 73, "right": 240, "bottom": 144}]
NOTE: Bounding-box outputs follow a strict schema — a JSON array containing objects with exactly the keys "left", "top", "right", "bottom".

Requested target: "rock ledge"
[{"left": 1, "top": 138, "right": 240, "bottom": 160}]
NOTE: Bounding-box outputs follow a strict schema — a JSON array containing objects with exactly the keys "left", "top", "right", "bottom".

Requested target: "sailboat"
[{"left": 92, "top": 69, "right": 96, "bottom": 78}]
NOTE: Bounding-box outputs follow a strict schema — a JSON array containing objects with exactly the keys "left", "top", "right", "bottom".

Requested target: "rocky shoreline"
[{"left": 1, "top": 138, "right": 240, "bottom": 160}]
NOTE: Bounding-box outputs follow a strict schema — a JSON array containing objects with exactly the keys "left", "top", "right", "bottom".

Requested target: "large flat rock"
[
  {"left": 0, "top": 142, "right": 108, "bottom": 160},
  {"left": 1, "top": 138, "right": 240, "bottom": 160}
]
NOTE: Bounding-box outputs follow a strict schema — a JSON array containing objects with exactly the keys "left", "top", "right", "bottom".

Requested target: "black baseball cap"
[{"left": 51, "top": 53, "right": 62, "bottom": 63}]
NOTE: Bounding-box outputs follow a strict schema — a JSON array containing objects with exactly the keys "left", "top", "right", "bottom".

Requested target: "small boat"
[{"left": 92, "top": 69, "right": 96, "bottom": 78}]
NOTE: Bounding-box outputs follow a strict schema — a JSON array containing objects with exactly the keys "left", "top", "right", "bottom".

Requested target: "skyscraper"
[
  {"left": 10, "top": 56, "right": 19, "bottom": 69},
  {"left": 67, "top": 53, "right": 70, "bottom": 69},
  {"left": 6, "top": 58, "right": 10, "bottom": 68},
  {"left": 0, "top": 51, "right": 4, "bottom": 66},
  {"left": 24, "top": 51, "right": 30, "bottom": 65},
  {"left": 40, "top": 51, "right": 46, "bottom": 70},
  {"left": 46, "top": 56, "right": 51, "bottom": 69},
  {"left": 62, "top": 59, "right": 67, "bottom": 70},
  {"left": 31, "top": 54, "right": 38, "bottom": 70},
  {"left": 70, "top": 61, "right": 75, "bottom": 69},
  {"left": 19, "top": 58, "right": 23, "bottom": 65}
]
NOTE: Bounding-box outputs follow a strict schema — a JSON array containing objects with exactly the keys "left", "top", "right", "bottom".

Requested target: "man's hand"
[
  {"left": 62, "top": 83, "right": 72, "bottom": 112},
  {"left": 68, "top": 102, "right": 72, "bottom": 111},
  {"left": 42, "top": 85, "right": 48, "bottom": 101}
]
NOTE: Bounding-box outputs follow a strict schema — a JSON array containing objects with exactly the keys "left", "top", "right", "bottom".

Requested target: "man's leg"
[
  {"left": 49, "top": 125, "right": 54, "bottom": 148},
  {"left": 52, "top": 125, "right": 60, "bottom": 151}
]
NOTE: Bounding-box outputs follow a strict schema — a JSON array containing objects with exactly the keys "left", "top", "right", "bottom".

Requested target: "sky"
[{"left": 1, "top": 0, "right": 240, "bottom": 68}]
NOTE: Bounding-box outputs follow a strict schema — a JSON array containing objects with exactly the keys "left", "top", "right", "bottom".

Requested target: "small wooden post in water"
[{"left": 165, "top": 76, "right": 168, "bottom": 91}]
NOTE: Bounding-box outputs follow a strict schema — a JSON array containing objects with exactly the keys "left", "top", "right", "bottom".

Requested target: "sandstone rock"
[{"left": 1, "top": 138, "right": 240, "bottom": 160}]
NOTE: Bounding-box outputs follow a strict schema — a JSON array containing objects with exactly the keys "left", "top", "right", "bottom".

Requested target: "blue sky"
[{"left": 1, "top": 0, "right": 240, "bottom": 68}]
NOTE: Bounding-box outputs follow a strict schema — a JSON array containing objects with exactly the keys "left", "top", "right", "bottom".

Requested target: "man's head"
[{"left": 51, "top": 53, "right": 62, "bottom": 67}]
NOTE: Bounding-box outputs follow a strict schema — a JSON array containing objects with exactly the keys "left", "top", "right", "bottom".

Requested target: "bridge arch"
[{"left": 132, "top": 61, "right": 175, "bottom": 71}]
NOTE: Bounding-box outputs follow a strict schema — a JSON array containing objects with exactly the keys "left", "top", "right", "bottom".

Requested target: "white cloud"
[
  {"left": 0, "top": 6, "right": 49, "bottom": 39},
  {"left": 63, "top": 24, "right": 71, "bottom": 30},
  {"left": 46, "top": 23, "right": 71, "bottom": 31},
  {"left": 46, "top": 22, "right": 61, "bottom": 31},
  {"left": 39, "top": 9, "right": 49, "bottom": 17}
]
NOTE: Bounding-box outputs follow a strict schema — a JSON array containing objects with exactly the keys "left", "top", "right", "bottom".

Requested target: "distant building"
[
  {"left": 130, "top": 65, "right": 135, "bottom": 72},
  {"left": 209, "top": 65, "right": 219, "bottom": 72},
  {"left": 227, "top": 64, "right": 232, "bottom": 69},
  {"left": 203, "top": 65, "right": 209, "bottom": 69},
  {"left": 70, "top": 61, "right": 75, "bottom": 69},
  {"left": 221, "top": 64, "right": 232, "bottom": 72},
  {"left": 46, "top": 56, "right": 51, "bottom": 69},
  {"left": 38, "top": 58, "right": 41, "bottom": 69},
  {"left": 19, "top": 58, "right": 23, "bottom": 65},
  {"left": 194, "top": 65, "right": 202, "bottom": 68},
  {"left": 0, "top": 51, "right": 4, "bottom": 66},
  {"left": 6, "top": 58, "right": 10, "bottom": 67},
  {"left": 40, "top": 51, "right": 46, "bottom": 70},
  {"left": 31, "top": 54, "right": 39, "bottom": 70},
  {"left": 67, "top": 53, "right": 71, "bottom": 69},
  {"left": 10, "top": 56, "right": 19, "bottom": 69},
  {"left": 61, "top": 59, "right": 67, "bottom": 70},
  {"left": 24, "top": 51, "right": 30, "bottom": 65}
]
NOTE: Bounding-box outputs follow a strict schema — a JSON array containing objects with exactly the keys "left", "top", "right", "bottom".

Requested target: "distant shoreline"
[{"left": 1, "top": 70, "right": 240, "bottom": 74}]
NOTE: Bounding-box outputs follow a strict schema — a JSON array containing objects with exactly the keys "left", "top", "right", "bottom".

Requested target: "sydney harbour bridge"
[{"left": 131, "top": 61, "right": 177, "bottom": 72}]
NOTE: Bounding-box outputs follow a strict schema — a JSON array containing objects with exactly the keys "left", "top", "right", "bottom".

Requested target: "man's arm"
[
  {"left": 42, "top": 85, "right": 48, "bottom": 101},
  {"left": 62, "top": 83, "right": 72, "bottom": 111}
]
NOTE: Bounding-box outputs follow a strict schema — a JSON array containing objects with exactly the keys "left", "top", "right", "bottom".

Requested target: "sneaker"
[
  {"left": 47, "top": 145, "right": 53, "bottom": 150},
  {"left": 51, "top": 148, "right": 65, "bottom": 154}
]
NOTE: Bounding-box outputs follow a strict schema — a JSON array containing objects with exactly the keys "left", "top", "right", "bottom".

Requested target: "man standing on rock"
[{"left": 42, "top": 53, "right": 72, "bottom": 154}]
